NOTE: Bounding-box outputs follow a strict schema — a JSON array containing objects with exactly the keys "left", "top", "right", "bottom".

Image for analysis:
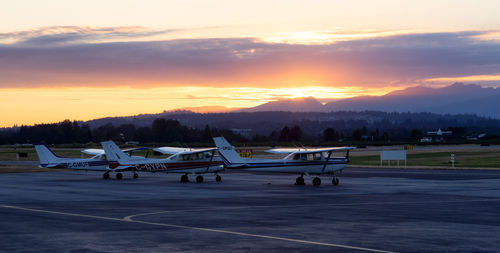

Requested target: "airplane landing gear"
[
  {"left": 215, "top": 175, "right": 222, "bottom": 182},
  {"left": 116, "top": 173, "right": 123, "bottom": 180},
  {"left": 133, "top": 172, "right": 139, "bottom": 179},
  {"left": 180, "top": 174, "right": 189, "bottom": 183},
  {"left": 103, "top": 172, "right": 110, "bottom": 180},
  {"left": 196, "top": 175, "right": 204, "bottom": 183},
  {"left": 295, "top": 175, "right": 305, "bottom": 185},
  {"left": 332, "top": 177, "right": 339, "bottom": 185},
  {"left": 312, "top": 177, "right": 321, "bottom": 186}
]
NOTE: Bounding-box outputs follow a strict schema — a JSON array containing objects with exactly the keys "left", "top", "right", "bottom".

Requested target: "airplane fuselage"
[
  {"left": 226, "top": 157, "right": 348, "bottom": 174},
  {"left": 39, "top": 158, "right": 110, "bottom": 171},
  {"left": 112, "top": 160, "right": 225, "bottom": 174}
]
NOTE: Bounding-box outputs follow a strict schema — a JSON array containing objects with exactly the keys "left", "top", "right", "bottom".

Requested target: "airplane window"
[
  {"left": 314, "top": 153, "right": 322, "bottom": 160},
  {"left": 190, "top": 154, "right": 198, "bottom": 160},
  {"left": 181, "top": 154, "right": 190, "bottom": 161},
  {"left": 293, "top": 154, "right": 300, "bottom": 160},
  {"left": 300, "top": 154, "right": 308, "bottom": 160},
  {"left": 204, "top": 151, "right": 212, "bottom": 159},
  {"left": 101, "top": 155, "right": 107, "bottom": 161},
  {"left": 307, "top": 154, "right": 314, "bottom": 161}
]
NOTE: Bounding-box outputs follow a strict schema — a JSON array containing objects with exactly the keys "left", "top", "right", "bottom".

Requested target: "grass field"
[
  {"left": 349, "top": 151, "right": 500, "bottom": 168},
  {"left": 0, "top": 148, "right": 81, "bottom": 161}
]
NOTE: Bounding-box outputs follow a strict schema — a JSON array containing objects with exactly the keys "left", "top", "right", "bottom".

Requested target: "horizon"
[
  {"left": 2, "top": 1, "right": 500, "bottom": 127},
  {"left": 2, "top": 82, "right": 499, "bottom": 128}
]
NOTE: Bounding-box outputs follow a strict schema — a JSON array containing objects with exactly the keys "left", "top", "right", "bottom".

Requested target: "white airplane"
[
  {"left": 213, "top": 137, "right": 355, "bottom": 186},
  {"left": 101, "top": 141, "right": 225, "bottom": 182},
  {"left": 427, "top": 128, "right": 452, "bottom": 136},
  {"left": 34, "top": 144, "right": 147, "bottom": 179}
]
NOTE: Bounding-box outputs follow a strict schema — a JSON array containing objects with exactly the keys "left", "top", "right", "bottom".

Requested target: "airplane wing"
[
  {"left": 175, "top": 148, "right": 217, "bottom": 155},
  {"left": 266, "top": 147, "right": 356, "bottom": 154},
  {"left": 82, "top": 147, "right": 149, "bottom": 155},
  {"left": 81, "top": 148, "right": 104, "bottom": 155},
  {"left": 154, "top": 147, "right": 216, "bottom": 155},
  {"left": 153, "top": 147, "right": 193, "bottom": 155}
]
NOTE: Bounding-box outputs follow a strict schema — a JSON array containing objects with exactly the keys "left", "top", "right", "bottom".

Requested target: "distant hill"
[
  {"left": 238, "top": 83, "right": 500, "bottom": 118},
  {"left": 83, "top": 110, "right": 500, "bottom": 138},
  {"left": 81, "top": 83, "right": 500, "bottom": 132},
  {"left": 167, "top": 106, "right": 238, "bottom": 113},
  {"left": 325, "top": 83, "right": 500, "bottom": 116},
  {"left": 239, "top": 97, "right": 324, "bottom": 112}
]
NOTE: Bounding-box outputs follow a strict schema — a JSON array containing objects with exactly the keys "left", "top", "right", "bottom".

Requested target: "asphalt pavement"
[{"left": 1, "top": 167, "right": 499, "bottom": 252}]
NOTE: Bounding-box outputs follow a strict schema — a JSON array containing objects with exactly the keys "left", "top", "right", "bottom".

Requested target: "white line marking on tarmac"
[
  {"left": 0, "top": 204, "right": 396, "bottom": 253},
  {"left": 124, "top": 198, "right": 500, "bottom": 220}
]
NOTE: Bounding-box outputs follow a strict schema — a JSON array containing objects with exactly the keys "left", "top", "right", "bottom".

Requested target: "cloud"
[
  {"left": 1, "top": 28, "right": 500, "bottom": 89},
  {"left": 0, "top": 26, "right": 174, "bottom": 45}
]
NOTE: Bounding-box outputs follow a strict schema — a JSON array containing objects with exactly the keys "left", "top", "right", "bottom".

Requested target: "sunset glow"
[
  {"left": 0, "top": 86, "right": 398, "bottom": 127},
  {"left": 1, "top": 1, "right": 500, "bottom": 127},
  {"left": 424, "top": 75, "right": 500, "bottom": 84}
]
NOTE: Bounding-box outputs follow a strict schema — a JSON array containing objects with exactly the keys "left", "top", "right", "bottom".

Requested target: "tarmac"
[{"left": 1, "top": 167, "right": 500, "bottom": 252}]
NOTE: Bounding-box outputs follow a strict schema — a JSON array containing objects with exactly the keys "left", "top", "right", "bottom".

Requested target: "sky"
[{"left": 1, "top": 0, "right": 500, "bottom": 127}]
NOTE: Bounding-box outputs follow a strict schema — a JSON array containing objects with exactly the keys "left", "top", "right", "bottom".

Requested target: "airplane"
[
  {"left": 427, "top": 128, "right": 453, "bottom": 136},
  {"left": 34, "top": 143, "right": 147, "bottom": 179},
  {"left": 213, "top": 137, "right": 355, "bottom": 186},
  {"left": 101, "top": 140, "right": 225, "bottom": 183}
]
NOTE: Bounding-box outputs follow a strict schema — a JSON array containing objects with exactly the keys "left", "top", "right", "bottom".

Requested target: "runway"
[{"left": 1, "top": 168, "right": 499, "bottom": 252}]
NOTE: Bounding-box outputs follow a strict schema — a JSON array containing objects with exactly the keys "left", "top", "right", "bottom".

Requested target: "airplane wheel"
[
  {"left": 133, "top": 173, "right": 139, "bottom": 179},
  {"left": 180, "top": 174, "right": 189, "bottom": 183},
  {"left": 312, "top": 177, "right": 321, "bottom": 186},
  {"left": 332, "top": 177, "right": 339, "bottom": 185},
  {"left": 116, "top": 173, "right": 123, "bottom": 180},
  {"left": 215, "top": 175, "right": 222, "bottom": 182},
  {"left": 295, "top": 176, "right": 305, "bottom": 185},
  {"left": 196, "top": 175, "right": 204, "bottom": 183},
  {"left": 103, "top": 173, "right": 110, "bottom": 180}
]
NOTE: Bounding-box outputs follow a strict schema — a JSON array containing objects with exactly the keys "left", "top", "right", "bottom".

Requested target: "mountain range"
[{"left": 237, "top": 83, "right": 500, "bottom": 118}]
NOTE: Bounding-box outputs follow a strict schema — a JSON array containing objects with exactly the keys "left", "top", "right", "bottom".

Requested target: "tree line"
[
  {"left": 1, "top": 117, "right": 494, "bottom": 145},
  {"left": 0, "top": 119, "right": 246, "bottom": 145}
]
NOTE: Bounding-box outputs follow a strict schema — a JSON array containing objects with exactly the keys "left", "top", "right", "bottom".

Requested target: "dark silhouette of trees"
[
  {"left": 152, "top": 118, "right": 188, "bottom": 142},
  {"left": 202, "top": 125, "right": 212, "bottom": 142},
  {"left": 323, "top": 128, "right": 338, "bottom": 141},
  {"left": 410, "top": 128, "right": 422, "bottom": 139},
  {"left": 1, "top": 110, "right": 500, "bottom": 145},
  {"left": 279, "top": 125, "right": 302, "bottom": 142}
]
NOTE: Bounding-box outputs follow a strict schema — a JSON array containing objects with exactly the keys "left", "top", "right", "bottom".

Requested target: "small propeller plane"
[
  {"left": 213, "top": 137, "right": 355, "bottom": 186},
  {"left": 34, "top": 144, "right": 147, "bottom": 179},
  {"left": 101, "top": 141, "right": 225, "bottom": 182}
]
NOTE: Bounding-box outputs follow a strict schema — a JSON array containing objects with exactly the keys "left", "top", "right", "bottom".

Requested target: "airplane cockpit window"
[
  {"left": 203, "top": 151, "right": 213, "bottom": 159},
  {"left": 197, "top": 152, "right": 204, "bottom": 160},
  {"left": 307, "top": 154, "right": 314, "bottom": 160},
  {"left": 313, "top": 152, "right": 322, "bottom": 160},
  {"left": 100, "top": 155, "right": 107, "bottom": 161},
  {"left": 176, "top": 152, "right": 212, "bottom": 161},
  {"left": 292, "top": 153, "right": 317, "bottom": 160}
]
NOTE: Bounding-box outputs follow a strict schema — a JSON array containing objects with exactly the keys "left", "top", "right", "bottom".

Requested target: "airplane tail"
[
  {"left": 34, "top": 144, "right": 61, "bottom": 164},
  {"left": 101, "top": 141, "right": 132, "bottom": 163},
  {"left": 213, "top": 137, "right": 244, "bottom": 165}
]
